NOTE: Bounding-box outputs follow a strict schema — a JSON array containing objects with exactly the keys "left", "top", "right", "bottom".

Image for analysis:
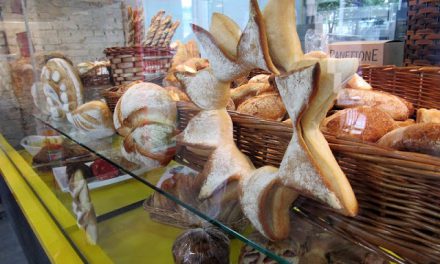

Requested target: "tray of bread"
[{"left": 53, "top": 158, "right": 150, "bottom": 193}]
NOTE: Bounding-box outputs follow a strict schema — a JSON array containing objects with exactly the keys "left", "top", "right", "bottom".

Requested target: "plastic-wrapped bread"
[
  {"left": 417, "top": 108, "right": 440, "bottom": 124},
  {"left": 377, "top": 123, "right": 440, "bottom": 156},
  {"left": 321, "top": 106, "right": 397, "bottom": 142},
  {"left": 336, "top": 88, "right": 414, "bottom": 121},
  {"left": 172, "top": 228, "right": 230, "bottom": 264},
  {"left": 67, "top": 101, "right": 115, "bottom": 139}
]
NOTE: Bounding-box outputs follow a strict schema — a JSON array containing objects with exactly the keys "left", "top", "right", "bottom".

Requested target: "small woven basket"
[
  {"left": 80, "top": 65, "right": 111, "bottom": 87},
  {"left": 104, "top": 46, "right": 174, "bottom": 85},
  {"left": 175, "top": 65, "right": 440, "bottom": 263},
  {"left": 405, "top": 0, "right": 440, "bottom": 66}
]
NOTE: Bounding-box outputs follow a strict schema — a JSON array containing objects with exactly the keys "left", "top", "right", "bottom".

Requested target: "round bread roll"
[
  {"left": 237, "top": 93, "right": 286, "bottom": 121},
  {"left": 114, "top": 82, "right": 177, "bottom": 168},
  {"left": 377, "top": 123, "right": 440, "bottom": 156},
  {"left": 336, "top": 88, "right": 414, "bottom": 121},
  {"left": 231, "top": 83, "right": 274, "bottom": 107},
  {"left": 322, "top": 106, "right": 397, "bottom": 142}
]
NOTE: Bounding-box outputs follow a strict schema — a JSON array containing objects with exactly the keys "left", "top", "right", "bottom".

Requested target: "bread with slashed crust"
[{"left": 377, "top": 123, "right": 440, "bottom": 156}]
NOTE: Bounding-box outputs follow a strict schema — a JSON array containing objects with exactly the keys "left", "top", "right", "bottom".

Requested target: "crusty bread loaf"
[
  {"left": 164, "top": 86, "right": 190, "bottom": 102},
  {"left": 209, "top": 13, "right": 241, "bottom": 58},
  {"left": 237, "top": 92, "right": 286, "bottom": 121},
  {"left": 336, "top": 88, "right": 414, "bottom": 121},
  {"left": 346, "top": 73, "right": 372, "bottom": 90},
  {"left": 248, "top": 74, "right": 270, "bottom": 84},
  {"left": 304, "top": 51, "right": 329, "bottom": 59},
  {"left": 67, "top": 101, "right": 115, "bottom": 139},
  {"left": 114, "top": 82, "right": 177, "bottom": 168},
  {"left": 377, "top": 123, "right": 440, "bottom": 156},
  {"left": 231, "top": 82, "right": 274, "bottom": 107},
  {"left": 41, "top": 58, "right": 84, "bottom": 120},
  {"left": 322, "top": 107, "right": 397, "bottom": 142},
  {"left": 263, "top": 0, "right": 303, "bottom": 72},
  {"left": 417, "top": 108, "right": 440, "bottom": 124},
  {"left": 396, "top": 119, "right": 415, "bottom": 127}
]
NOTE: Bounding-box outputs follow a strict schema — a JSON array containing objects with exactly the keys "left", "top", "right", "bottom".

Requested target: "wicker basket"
[
  {"left": 175, "top": 65, "right": 440, "bottom": 263},
  {"left": 104, "top": 46, "right": 174, "bottom": 86},
  {"left": 80, "top": 65, "right": 111, "bottom": 87},
  {"left": 405, "top": 0, "right": 440, "bottom": 66}
]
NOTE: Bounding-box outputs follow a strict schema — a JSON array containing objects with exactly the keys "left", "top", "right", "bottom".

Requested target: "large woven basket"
[
  {"left": 175, "top": 65, "right": 440, "bottom": 264},
  {"left": 104, "top": 46, "right": 174, "bottom": 85},
  {"left": 405, "top": 0, "right": 440, "bottom": 66}
]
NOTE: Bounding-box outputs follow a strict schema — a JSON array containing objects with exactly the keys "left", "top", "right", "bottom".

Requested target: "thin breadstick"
[
  {"left": 144, "top": 10, "right": 165, "bottom": 46},
  {"left": 163, "top": 21, "right": 180, "bottom": 47},
  {"left": 152, "top": 15, "right": 172, "bottom": 46}
]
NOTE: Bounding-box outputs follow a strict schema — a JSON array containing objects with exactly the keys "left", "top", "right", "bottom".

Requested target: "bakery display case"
[{"left": 1, "top": 0, "right": 440, "bottom": 263}]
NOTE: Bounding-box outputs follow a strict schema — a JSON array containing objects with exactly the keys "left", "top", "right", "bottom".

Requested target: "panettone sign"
[{"left": 328, "top": 40, "right": 404, "bottom": 66}]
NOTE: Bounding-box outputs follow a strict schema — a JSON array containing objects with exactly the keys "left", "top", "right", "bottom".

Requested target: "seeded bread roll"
[
  {"left": 336, "top": 88, "right": 414, "bottom": 121},
  {"left": 237, "top": 92, "right": 286, "bottom": 121},
  {"left": 231, "top": 82, "right": 274, "bottom": 107},
  {"left": 322, "top": 107, "right": 397, "bottom": 142},
  {"left": 377, "top": 123, "right": 440, "bottom": 156},
  {"left": 417, "top": 108, "right": 440, "bottom": 124}
]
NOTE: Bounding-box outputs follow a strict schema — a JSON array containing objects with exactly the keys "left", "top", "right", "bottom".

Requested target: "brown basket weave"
[
  {"left": 80, "top": 65, "right": 111, "bottom": 87},
  {"left": 405, "top": 0, "right": 440, "bottom": 66},
  {"left": 175, "top": 65, "right": 440, "bottom": 264},
  {"left": 104, "top": 46, "right": 174, "bottom": 85}
]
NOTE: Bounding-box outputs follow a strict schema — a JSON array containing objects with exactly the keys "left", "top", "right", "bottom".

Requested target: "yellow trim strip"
[
  {"left": 0, "top": 142, "right": 83, "bottom": 263},
  {"left": 0, "top": 134, "right": 112, "bottom": 264}
]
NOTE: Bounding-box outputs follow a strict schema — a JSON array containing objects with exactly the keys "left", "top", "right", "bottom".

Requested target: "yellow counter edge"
[{"left": 0, "top": 134, "right": 112, "bottom": 264}]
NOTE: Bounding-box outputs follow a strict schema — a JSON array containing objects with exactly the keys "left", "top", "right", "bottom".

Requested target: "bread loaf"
[
  {"left": 417, "top": 108, "right": 440, "bottom": 124},
  {"left": 113, "top": 82, "right": 177, "bottom": 168},
  {"left": 231, "top": 82, "right": 273, "bottom": 107},
  {"left": 67, "top": 101, "right": 115, "bottom": 139},
  {"left": 248, "top": 74, "right": 270, "bottom": 84},
  {"left": 209, "top": 13, "right": 241, "bottom": 58},
  {"left": 396, "top": 119, "right": 415, "bottom": 127},
  {"left": 164, "top": 86, "right": 190, "bottom": 102},
  {"left": 67, "top": 163, "right": 98, "bottom": 244},
  {"left": 336, "top": 88, "right": 414, "bottom": 121},
  {"left": 41, "top": 58, "right": 84, "bottom": 120},
  {"left": 322, "top": 107, "right": 397, "bottom": 142},
  {"left": 263, "top": 0, "right": 303, "bottom": 72},
  {"left": 377, "top": 123, "right": 440, "bottom": 156},
  {"left": 237, "top": 92, "right": 286, "bottom": 121},
  {"left": 346, "top": 73, "right": 372, "bottom": 90}
]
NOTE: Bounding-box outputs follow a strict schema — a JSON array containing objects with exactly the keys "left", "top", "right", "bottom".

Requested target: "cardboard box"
[{"left": 327, "top": 40, "right": 404, "bottom": 66}]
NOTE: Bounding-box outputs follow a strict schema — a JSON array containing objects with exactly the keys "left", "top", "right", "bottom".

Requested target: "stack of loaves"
[{"left": 321, "top": 72, "right": 440, "bottom": 157}]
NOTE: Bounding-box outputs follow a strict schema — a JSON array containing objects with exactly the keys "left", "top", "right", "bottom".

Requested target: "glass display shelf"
[
  {"left": 27, "top": 114, "right": 392, "bottom": 264},
  {"left": 32, "top": 113, "right": 290, "bottom": 263}
]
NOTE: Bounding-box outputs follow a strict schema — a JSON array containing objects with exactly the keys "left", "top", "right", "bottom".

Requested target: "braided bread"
[{"left": 113, "top": 82, "right": 177, "bottom": 168}]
